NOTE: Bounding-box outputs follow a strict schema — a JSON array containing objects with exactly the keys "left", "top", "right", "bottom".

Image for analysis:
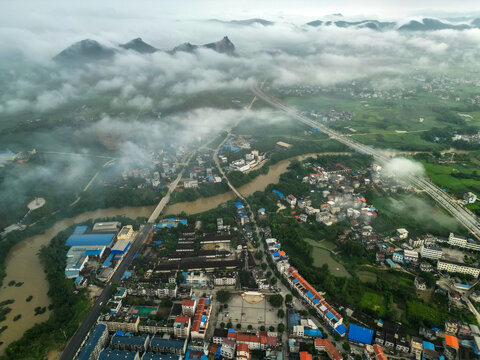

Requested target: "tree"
[
  {"left": 260, "top": 325, "right": 266, "bottom": 331},
  {"left": 285, "top": 294, "right": 293, "bottom": 303},
  {"left": 217, "top": 289, "right": 231, "bottom": 303},
  {"left": 236, "top": 323, "right": 242, "bottom": 329},
  {"left": 220, "top": 322, "right": 225, "bottom": 328},
  {"left": 269, "top": 326, "right": 275, "bottom": 332},
  {"left": 248, "top": 324, "right": 253, "bottom": 330},
  {"left": 266, "top": 271, "right": 272, "bottom": 278},
  {"left": 176, "top": 272, "right": 185, "bottom": 284},
  {"left": 261, "top": 262, "right": 267, "bottom": 270},
  {"left": 342, "top": 342, "right": 351, "bottom": 352},
  {"left": 270, "top": 277, "right": 277, "bottom": 285},
  {"left": 227, "top": 322, "right": 233, "bottom": 328},
  {"left": 277, "top": 309, "right": 285, "bottom": 318},
  {"left": 268, "top": 294, "right": 283, "bottom": 307},
  {"left": 255, "top": 250, "right": 263, "bottom": 260},
  {"left": 277, "top": 323, "right": 285, "bottom": 332}
]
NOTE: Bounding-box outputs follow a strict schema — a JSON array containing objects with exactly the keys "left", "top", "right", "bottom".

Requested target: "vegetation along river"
[{"left": 0, "top": 152, "right": 346, "bottom": 351}]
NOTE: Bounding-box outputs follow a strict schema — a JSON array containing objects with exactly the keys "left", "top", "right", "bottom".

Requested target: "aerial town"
[
  {"left": 4, "top": 2, "right": 480, "bottom": 360},
  {"left": 69, "top": 155, "right": 480, "bottom": 360}
]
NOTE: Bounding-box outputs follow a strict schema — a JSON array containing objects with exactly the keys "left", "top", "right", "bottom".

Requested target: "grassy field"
[
  {"left": 423, "top": 161, "right": 480, "bottom": 198},
  {"left": 356, "top": 269, "right": 378, "bottom": 283},
  {"left": 304, "top": 237, "right": 337, "bottom": 250},
  {"left": 369, "top": 191, "right": 461, "bottom": 237},
  {"left": 361, "top": 291, "right": 386, "bottom": 315}
]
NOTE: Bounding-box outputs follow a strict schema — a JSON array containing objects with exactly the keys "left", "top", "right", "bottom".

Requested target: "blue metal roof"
[
  {"left": 74, "top": 276, "right": 84, "bottom": 284},
  {"left": 289, "top": 311, "right": 301, "bottom": 327},
  {"left": 306, "top": 291, "right": 314, "bottom": 299},
  {"left": 66, "top": 233, "right": 115, "bottom": 247},
  {"left": 84, "top": 249, "right": 103, "bottom": 256},
  {"left": 111, "top": 335, "right": 147, "bottom": 347},
  {"left": 73, "top": 225, "right": 88, "bottom": 234},
  {"left": 348, "top": 324, "right": 374, "bottom": 345},
  {"left": 98, "top": 349, "right": 138, "bottom": 360},
  {"left": 305, "top": 328, "right": 322, "bottom": 337},
  {"left": 272, "top": 190, "right": 285, "bottom": 198},
  {"left": 150, "top": 337, "right": 184, "bottom": 349},
  {"left": 77, "top": 324, "right": 107, "bottom": 360},
  {"left": 423, "top": 341, "right": 435, "bottom": 350},
  {"left": 102, "top": 253, "right": 114, "bottom": 267},
  {"left": 142, "top": 353, "right": 179, "bottom": 360},
  {"left": 335, "top": 324, "right": 347, "bottom": 336}
]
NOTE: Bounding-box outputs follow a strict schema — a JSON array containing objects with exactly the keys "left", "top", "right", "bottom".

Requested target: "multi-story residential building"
[
  {"left": 236, "top": 343, "right": 250, "bottom": 360},
  {"left": 181, "top": 299, "right": 197, "bottom": 316},
  {"left": 414, "top": 277, "right": 427, "bottom": 291},
  {"left": 448, "top": 233, "right": 480, "bottom": 251},
  {"left": 138, "top": 319, "right": 171, "bottom": 334},
  {"left": 77, "top": 324, "right": 109, "bottom": 360},
  {"left": 173, "top": 315, "right": 191, "bottom": 338},
  {"left": 420, "top": 246, "right": 443, "bottom": 260},
  {"left": 98, "top": 311, "right": 140, "bottom": 333},
  {"left": 437, "top": 260, "right": 480, "bottom": 278},
  {"left": 220, "top": 339, "right": 236, "bottom": 359},
  {"left": 403, "top": 249, "right": 418, "bottom": 263},
  {"left": 392, "top": 252, "right": 404, "bottom": 263},
  {"left": 396, "top": 228, "right": 408, "bottom": 239},
  {"left": 314, "top": 339, "right": 343, "bottom": 360},
  {"left": 213, "top": 272, "right": 236, "bottom": 286},
  {"left": 149, "top": 337, "right": 187, "bottom": 355},
  {"left": 186, "top": 272, "right": 209, "bottom": 286},
  {"left": 191, "top": 297, "right": 212, "bottom": 339},
  {"left": 110, "top": 335, "right": 150, "bottom": 352},
  {"left": 284, "top": 267, "right": 345, "bottom": 336},
  {"left": 410, "top": 337, "right": 423, "bottom": 359}
]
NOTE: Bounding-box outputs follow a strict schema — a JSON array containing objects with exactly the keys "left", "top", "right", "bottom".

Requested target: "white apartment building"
[{"left": 437, "top": 260, "right": 480, "bottom": 278}]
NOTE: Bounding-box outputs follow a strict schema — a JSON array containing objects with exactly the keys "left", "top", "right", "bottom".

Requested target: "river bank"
[{"left": 0, "top": 151, "right": 339, "bottom": 351}]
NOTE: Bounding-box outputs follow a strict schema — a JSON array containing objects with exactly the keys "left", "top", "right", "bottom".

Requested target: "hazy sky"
[{"left": 1, "top": 0, "right": 480, "bottom": 29}]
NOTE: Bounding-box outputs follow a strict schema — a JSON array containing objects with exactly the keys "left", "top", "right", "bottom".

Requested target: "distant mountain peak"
[
  {"left": 53, "top": 39, "right": 115, "bottom": 63},
  {"left": 120, "top": 37, "right": 157, "bottom": 53},
  {"left": 172, "top": 36, "right": 235, "bottom": 55},
  {"left": 398, "top": 18, "right": 471, "bottom": 31},
  {"left": 209, "top": 18, "right": 273, "bottom": 26}
]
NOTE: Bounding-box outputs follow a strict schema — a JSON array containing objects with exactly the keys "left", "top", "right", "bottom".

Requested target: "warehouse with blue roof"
[
  {"left": 66, "top": 233, "right": 116, "bottom": 247},
  {"left": 348, "top": 323, "right": 374, "bottom": 345}
]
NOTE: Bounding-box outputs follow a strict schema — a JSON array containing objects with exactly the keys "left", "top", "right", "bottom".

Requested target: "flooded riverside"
[{"left": 0, "top": 152, "right": 338, "bottom": 351}]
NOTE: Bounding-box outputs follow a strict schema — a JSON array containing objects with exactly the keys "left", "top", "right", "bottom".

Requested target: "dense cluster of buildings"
[{"left": 65, "top": 222, "right": 135, "bottom": 284}]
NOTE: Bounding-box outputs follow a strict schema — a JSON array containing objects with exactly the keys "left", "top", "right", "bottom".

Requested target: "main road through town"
[
  {"left": 61, "top": 155, "right": 191, "bottom": 359},
  {"left": 251, "top": 84, "right": 480, "bottom": 240}
]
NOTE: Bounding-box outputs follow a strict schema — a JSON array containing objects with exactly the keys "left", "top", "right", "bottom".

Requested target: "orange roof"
[
  {"left": 315, "top": 339, "right": 343, "bottom": 360},
  {"left": 445, "top": 334, "right": 459, "bottom": 349},
  {"left": 182, "top": 299, "right": 195, "bottom": 307},
  {"left": 237, "top": 333, "right": 260, "bottom": 343},
  {"left": 174, "top": 315, "right": 190, "bottom": 324},
  {"left": 300, "top": 351, "right": 313, "bottom": 360},
  {"left": 373, "top": 345, "right": 387, "bottom": 360},
  {"left": 237, "top": 343, "right": 249, "bottom": 352},
  {"left": 279, "top": 251, "right": 286, "bottom": 256},
  {"left": 191, "top": 298, "right": 207, "bottom": 332}
]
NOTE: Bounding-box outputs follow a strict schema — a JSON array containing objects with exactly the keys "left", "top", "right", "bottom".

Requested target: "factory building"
[{"left": 66, "top": 233, "right": 116, "bottom": 247}]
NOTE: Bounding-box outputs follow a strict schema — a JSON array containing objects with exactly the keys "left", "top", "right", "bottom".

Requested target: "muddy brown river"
[{"left": 0, "top": 152, "right": 345, "bottom": 351}]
